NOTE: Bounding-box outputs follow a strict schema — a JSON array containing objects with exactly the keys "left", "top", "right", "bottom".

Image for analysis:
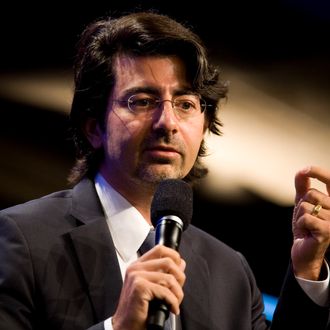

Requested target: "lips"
[{"left": 144, "top": 145, "right": 181, "bottom": 159}]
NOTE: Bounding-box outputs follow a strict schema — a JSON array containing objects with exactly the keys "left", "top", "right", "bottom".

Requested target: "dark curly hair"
[{"left": 68, "top": 11, "right": 228, "bottom": 185}]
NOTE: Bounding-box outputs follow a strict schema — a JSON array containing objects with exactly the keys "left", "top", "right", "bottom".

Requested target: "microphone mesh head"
[{"left": 151, "top": 179, "right": 193, "bottom": 231}]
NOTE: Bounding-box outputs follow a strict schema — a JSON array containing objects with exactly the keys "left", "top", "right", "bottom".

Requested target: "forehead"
[{"left": 112, "top": 55, "right": 189, "bottom": 94}]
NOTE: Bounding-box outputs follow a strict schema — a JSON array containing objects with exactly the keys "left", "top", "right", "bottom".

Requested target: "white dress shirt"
[{"left": 94, "top": 173, "right": 329, "bottom": 329}]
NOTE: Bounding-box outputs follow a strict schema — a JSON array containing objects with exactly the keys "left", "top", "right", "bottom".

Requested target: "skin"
[
  {"left": 84, "top": 55, "right": 207, "bottom": 329},
  {"left": 292, "top": 165, "right": 330, "bottom": 280}
]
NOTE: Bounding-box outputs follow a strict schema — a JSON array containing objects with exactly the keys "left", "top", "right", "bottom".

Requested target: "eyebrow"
[
  {"left": 122, "top": 87, "right": 158, "bottom": 99},
  {"left": 121, "top": 86, "right": 197, "bottom": 100}
]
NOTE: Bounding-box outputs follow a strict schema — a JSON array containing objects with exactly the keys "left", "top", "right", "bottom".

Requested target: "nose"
[
  {"left": 158, "top": 99, "right": 175, "bottom": 111},
  {"left": 152, "top": 99, "right": 179, "bottom": 131}
]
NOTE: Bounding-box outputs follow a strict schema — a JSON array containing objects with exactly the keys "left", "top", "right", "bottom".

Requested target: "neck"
[{"left": 99, "top": 171, "right": 156, "bottom": 225}]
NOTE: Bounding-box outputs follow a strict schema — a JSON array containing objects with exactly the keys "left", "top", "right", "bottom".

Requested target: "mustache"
[{"left": 141, "top": 135, "right": 185, "bottom": 155}]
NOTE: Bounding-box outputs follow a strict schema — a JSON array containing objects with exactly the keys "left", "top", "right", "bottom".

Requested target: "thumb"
[{"left": 294, "top": 166, "right": 311, "bottom": 204}]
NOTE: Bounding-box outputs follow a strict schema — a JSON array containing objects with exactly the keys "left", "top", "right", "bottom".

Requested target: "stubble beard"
[{"left": 134, "top": 160, "right": 185, "bottom": 185}]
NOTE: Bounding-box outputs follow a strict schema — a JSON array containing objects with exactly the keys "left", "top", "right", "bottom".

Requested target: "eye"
[
  {"left": 128, "top": 94, "right": 158, "bottom": 111},
  {"left": 174, "top": 98, "right": 198, "bottom": 112}
]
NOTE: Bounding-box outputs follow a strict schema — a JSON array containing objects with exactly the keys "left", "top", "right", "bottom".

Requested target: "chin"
[{"left": 137, "top": 167, "right": 184, "bottom": 183}]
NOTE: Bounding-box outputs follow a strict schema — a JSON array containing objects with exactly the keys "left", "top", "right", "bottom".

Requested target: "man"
[{"left": 1, "top": 11, "right": 330, "bottom": 330}]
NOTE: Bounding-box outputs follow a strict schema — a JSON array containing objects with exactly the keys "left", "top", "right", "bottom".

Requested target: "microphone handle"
[
  {"left": 146, "top": 300, "right": 170, "bottom": 330},
  {"left": 146, "top": 217, "right": 183, "bottom": 329}
]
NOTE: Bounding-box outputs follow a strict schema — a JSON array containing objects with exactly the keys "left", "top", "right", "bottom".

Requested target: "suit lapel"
[
  {"left": 68, "top": 179, "right": 123, "bottom": 322},
  {"left": 179, "top": 228, "right": 211, "bottom": 330}
]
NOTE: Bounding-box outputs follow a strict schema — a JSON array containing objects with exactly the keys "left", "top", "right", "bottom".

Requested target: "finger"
[
  {"left": 303, "top": 189, "right": 330, "bottom": 209},
  {"left": 297, "top": 166, "right": 330, "bottom": 196},
  {"left": 296, "top": 201, "right": 327, "bottom": 221},
  {"left": 131, "top": 253, "right": 186, "bottom": 286},
  {"left": 149, "top": 280, "right": 183, "bottom": 314},
  {"left": 139, "top": 245, "right": 182, "bottom": 266},
  {"left": 152, "top": 272, "right": 185, "bottom": 302},
  {"left": 138, "top": 257, "right": 186, "bottom": 285},
  {"left": 130, "top": 272, "right": 183, "bottom": 315},
  {"left": 180, "top": 258, "right": 186, "bottom": 272},
  {"left": 295, "top": 213, "right": 330, "bottom": 243},
  {"left": 306, "top": 165, "right": 330, "bottom": 184}
]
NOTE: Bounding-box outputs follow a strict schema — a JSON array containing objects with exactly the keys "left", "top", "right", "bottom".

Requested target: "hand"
[
  {"left": 112, "top": 245, "right": 186, "bottom": 330},
  {"left": 291, "top": 165, "right": 330, "bottom": 280}
]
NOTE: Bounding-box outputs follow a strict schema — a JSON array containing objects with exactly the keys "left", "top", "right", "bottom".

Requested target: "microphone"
[{"left": 147, "top": 179, "right": 193, "bottom": 330}]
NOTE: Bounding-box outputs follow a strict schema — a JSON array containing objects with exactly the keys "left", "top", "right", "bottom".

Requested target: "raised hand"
[{"left": 291, "top": 166, "right": 330, "bottom": 280}]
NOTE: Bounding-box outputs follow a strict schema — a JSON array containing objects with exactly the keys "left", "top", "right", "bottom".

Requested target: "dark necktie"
[
  {"left": 139, "top": 229, "right": 173, "bottom": 330},
  {"left": 139, "top": 228, "right": 156, "bottom": 255}
]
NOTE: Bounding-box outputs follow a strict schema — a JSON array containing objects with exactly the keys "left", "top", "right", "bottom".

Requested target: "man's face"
[{"left": 90, "top": 55, "right": 207, "bottom": 189}]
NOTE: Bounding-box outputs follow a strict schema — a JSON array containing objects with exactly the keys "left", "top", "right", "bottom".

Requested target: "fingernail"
[{"left": 300, "top": 166, "right": 311, "bottom": 174}]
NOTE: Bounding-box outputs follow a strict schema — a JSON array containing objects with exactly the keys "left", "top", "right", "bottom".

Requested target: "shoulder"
[
  {"left": 0, "top": 189, "right": 76, "bottom": 236},
  {"left": 0, "top": 178, "right": 100, "bottom": 230},
  {"left": 0, "top": 189, "right": 76, "bottom": 255},
  {"left": 0, "top": 189, "right": 73, "bottom": 218},
  {"left": 0, "top": 178, "right": 96, "bottom": 219}
]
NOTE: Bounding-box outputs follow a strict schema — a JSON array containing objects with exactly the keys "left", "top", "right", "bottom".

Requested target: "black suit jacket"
[{"left": 0, "top": 178, "right": 329, "bottom": 329}]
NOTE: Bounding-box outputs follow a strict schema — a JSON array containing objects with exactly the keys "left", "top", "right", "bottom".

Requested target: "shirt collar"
[{"left": 94, "top": 173, "right": 151, "bottom": 262}]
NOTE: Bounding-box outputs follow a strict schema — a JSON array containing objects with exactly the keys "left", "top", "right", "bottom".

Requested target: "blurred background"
[{"left": 0, "top": 0, "right": 329, "bottom": 301}]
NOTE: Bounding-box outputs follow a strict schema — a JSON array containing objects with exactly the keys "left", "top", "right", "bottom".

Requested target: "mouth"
[{"left": 144, "top": 145, "right": 181, "bottom": 160}]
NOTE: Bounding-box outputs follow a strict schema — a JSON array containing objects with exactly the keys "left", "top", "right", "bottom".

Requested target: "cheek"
[
  {"left": 104, "top": 112, "right": 148, "bottom": 154},
  {"left": 183, "top": 123, "right": 205, "bottom": 157}
]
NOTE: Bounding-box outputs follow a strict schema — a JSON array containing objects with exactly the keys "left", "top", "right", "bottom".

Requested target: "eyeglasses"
[{"left": 113, "top": 93, "right": 208, "bottom": 120}]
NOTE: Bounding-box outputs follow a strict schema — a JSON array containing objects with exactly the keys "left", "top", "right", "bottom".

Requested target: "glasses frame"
[{"left": 113, "top": 93, "right": 210, "bottom": 120}]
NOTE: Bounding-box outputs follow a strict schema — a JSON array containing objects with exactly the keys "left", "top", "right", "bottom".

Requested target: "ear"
[
  {"left": 82, "top": 117, "right": 104, "bottom": 149},
  {"left": 203, "top": 116, "right": 209, "bottom": 133}
]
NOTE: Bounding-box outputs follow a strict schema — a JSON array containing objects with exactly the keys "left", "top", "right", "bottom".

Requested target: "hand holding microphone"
[{"left": 147, "top": 179, "right": 193, "bottom": 329}]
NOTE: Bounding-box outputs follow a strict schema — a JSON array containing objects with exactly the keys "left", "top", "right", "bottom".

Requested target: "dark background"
[{"left": 0, "top": 0, "right": 329, "bottom": 298}]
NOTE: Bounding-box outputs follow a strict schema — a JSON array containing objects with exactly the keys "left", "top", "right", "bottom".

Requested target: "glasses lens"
[
  {"left": 173, "top": 95, "right": 203, "bottom": 118},
  {"left": 128, "top": 94, "right": 157, "bottom": 113}
]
